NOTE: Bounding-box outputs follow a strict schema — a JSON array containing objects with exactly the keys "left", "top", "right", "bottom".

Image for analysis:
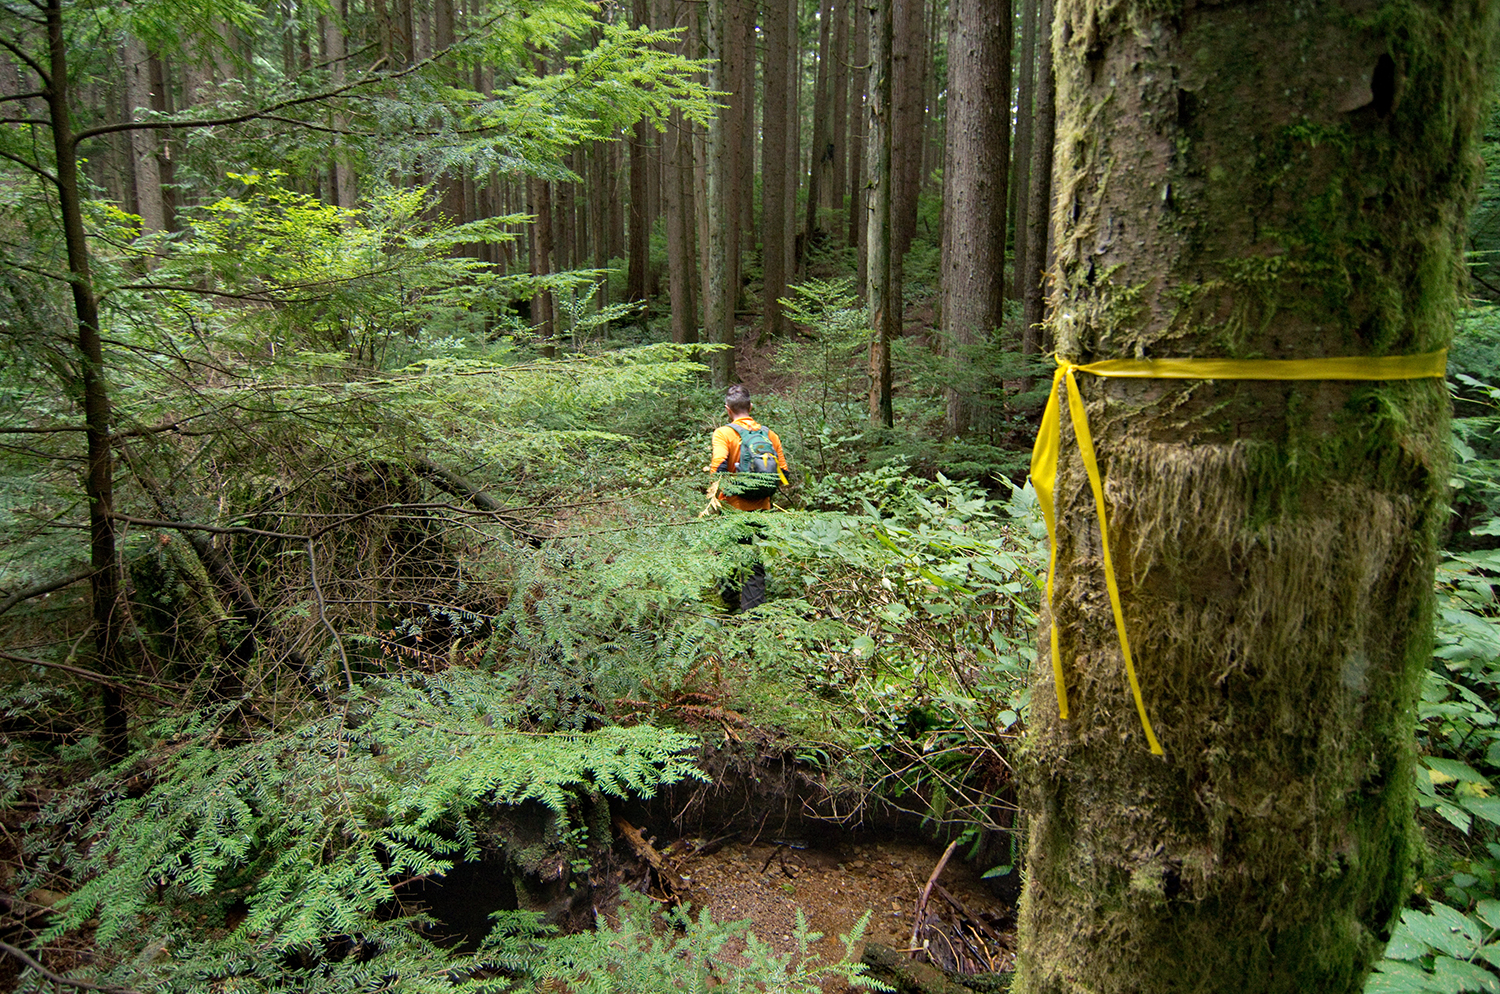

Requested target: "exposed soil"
[{"left": 652, "top": 831, "right": 1017, "bottom": 989}]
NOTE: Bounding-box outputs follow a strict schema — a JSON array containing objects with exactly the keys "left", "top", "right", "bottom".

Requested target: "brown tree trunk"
[
  {"left": 1019, "top": 0, "right": 1053, "bottom": 358},
  {"left": 829, "top": 0, "right": 849, "bottom": 228},
  {"left": 761, "top": 0, "right": 791, "bottom": 339},
  {"left": 889, "top": 0, "right": 922, "bottom": 259},
  {"left": 706, "top": 0, "right": 737, "bottom": 384},
  {"left": 124, "top": 34, "right": 164, "bottom": 237},
  {"left": 848, "top": 0, "right": 868, "bottom": 275},
  {"left": 45, "top": 0, "right": 128, "bottom": 756},
  {"left": 866, "top": 0, "right": 893, "bottom": 427},
  {"left": 802, "top": 0, "right": 834, "bottom": 267},
  {"left": 1014, "top": 2, "right": 1498, "bottom": 992},
  {"left": 940, "top": 0, "right": 1010, "bottom": 436},
  {"left": 1009, "top": 0, "right": 1036, "bottom": 303}
]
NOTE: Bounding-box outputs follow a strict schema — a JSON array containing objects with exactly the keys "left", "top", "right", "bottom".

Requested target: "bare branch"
[
  {"left": 0, "top": 34, "right": 48, "bottom": 81},
  {"left": 0, "top": 147, "right": 58, "bottom": 186},
  {"left": 0, "top": 650, "right": 184, "bottom": 706},
  {"left": 0, "top": 565, "right": 97, "bottom": 617},
  {"left": 109, "top": 513, "right": 310, "bottom": 542},
  {"left": 0, "top": 425, "right": 86, "bottom": 434},
  {"left": 0, "top": 940, "right": 142, "bottom": 994},
  {"left": 0, "top": 89, "right": 45, "bottom": 103}
]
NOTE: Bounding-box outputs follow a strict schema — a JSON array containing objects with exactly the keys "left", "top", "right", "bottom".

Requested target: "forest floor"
[{"left": 654, "top": 832, "right": 1015, "bottom": 990}]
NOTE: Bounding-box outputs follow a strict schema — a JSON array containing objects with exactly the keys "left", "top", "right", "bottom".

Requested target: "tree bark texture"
[
  {"left": 1015, "top": 3, "right": 1498, "bottom": 993},
  {"left": 1010, "top": 0, "right": 1037, "bottom": 303},
  {"left": 124, "top": 34, "right": 165, "bottom": 236},
  {"left": 865, "top": 0, "right": 893, "bottom": 427},
  {"left": 888, "top": 0, "right": 922, "bottom": 259},
  {"left": 804, "top": 0, "right": 835, "bottom": 262},
  {"left": 762, "top": 0, "right": 791, "bottom": 340},
  {"left": 849, "top": 0, "right": 868, "bottom": 272},
  {"left": 706, "top": 0, "right": 736, "bottom": 385},
  {"left": 46, "top": 0, "right": 128, "bottom": 756},
  {"left": 1019, "top": 0, "right": 1054, "bottom": 357},
  {"left": 940, "top": 0, "right": 1009, "bottom": 436}
]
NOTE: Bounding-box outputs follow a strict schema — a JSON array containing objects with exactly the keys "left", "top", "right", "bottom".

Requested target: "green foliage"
[
  {"left": 484, "top": 889, "right": 889, "bottom": 992},
  {"left": 12, "top": 672, "right": 703, "bottom": 991}
]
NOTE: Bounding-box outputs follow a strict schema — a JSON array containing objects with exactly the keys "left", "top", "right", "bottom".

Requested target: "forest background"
[{"left": 2, "top": 0, "right": 1500, "bottom": 990}]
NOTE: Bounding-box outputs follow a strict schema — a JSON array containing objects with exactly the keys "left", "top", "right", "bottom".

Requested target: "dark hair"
[{"left": 725, "top": 384, "right": 752, "bottom": 414}]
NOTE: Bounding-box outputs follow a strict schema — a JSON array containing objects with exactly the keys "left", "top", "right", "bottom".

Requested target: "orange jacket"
[{"left": 706, "top": 416, "right": 788, "bottom": 511}]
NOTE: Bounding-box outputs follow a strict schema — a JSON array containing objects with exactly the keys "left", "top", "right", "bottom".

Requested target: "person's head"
[{"left": 725, "top": 384, "right": 753, "bottom": 417}]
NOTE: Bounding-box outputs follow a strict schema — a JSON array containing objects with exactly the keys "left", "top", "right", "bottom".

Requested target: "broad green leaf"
[
  {"left": 1425, "top": 758, "right": 1493, "bottom": 788},
  {"left": 1367, "top": 960, "right": 1444, "bottom": 994},
  {"left": 1403, "top": 905, "right": 1485, "bottom": 959},
  {"left": 1432, "top": 954, "right": 1500, "bottom": 994}
]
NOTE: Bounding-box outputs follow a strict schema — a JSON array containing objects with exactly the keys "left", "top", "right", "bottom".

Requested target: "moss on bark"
[{"left": 1015, "top": 2, "right": 1499, "bottom": 992}]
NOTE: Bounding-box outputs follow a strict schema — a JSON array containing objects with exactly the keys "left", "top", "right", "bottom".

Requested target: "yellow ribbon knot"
[{"left": 1029, "top": 350, "right": 1449, "bottom": 757}]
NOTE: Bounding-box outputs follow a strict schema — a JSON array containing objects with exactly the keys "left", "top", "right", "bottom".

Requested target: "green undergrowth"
[{"left": 1368, "top": 305, "right": 1500, "bottom": 994}]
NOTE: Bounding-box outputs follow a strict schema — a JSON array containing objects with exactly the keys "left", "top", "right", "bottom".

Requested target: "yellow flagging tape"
[{"left": 1030, "top": 350, "right": 1448, "bottom": 756}]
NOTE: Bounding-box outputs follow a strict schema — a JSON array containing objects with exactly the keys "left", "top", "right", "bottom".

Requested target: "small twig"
[
  {"left": 0, "top": 940, "right": 141, "bottom": 994},
  {"left": 910, "top": 838, "right": 961, "bottom": 956}
]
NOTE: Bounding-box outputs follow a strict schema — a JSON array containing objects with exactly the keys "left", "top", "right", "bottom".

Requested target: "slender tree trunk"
[
  {"left": 1019, "top": 0, "right": 1054, "bottom": 358},
  {"left": 940, "top": 0, "right": 1009, "bottom": 436},
  {"left": 45, "top": 0, "right": 128, "bottom": 756},
  {"left": 762, "top": 0, "right": 791, "bottom": 339},
  {"left": 1015, "top": 3, "right": 1498, "bottom": 992},
  {"left": 609, "top": 132, "right": 626, "bottom": 263},
  {"left": 1009, "top": 0, "right": 1036, "bottom": 303},
  {"left": 592, "top": 140, "right": 610, "bottom": 310},
  {"left": 866, "top": 0, "right": 893, "bottom": 427}
]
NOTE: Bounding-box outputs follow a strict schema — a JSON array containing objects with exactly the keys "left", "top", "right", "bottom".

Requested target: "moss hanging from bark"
[{"left": 1015, "top": 2, "right": 1499, "bottom": 993}]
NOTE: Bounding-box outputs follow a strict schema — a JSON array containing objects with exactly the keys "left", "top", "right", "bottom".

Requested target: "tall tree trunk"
[
  {"left": 123, "top": 34, "right": 164, "bottom": 236},
  {"left": 1014, "top": 3, "right": 1498, "bottom": 992},
  {"left": 803, "top": 0, "right": 834, "bottom": 266},
  {"left": 1019, "top": 0, "right": 1053, "bottom": 358},
  {"left": 940, "top": 0, "right": 1009, "bottom": 436},
  {"left": 628, "top": 115, "right": 651, "bottom": 302},
  {"left": 829, "top": 0, "right": 849, "bottom": 227},
  {"left": 736, "top": 0, "right": 756, "bottom": 267},
  {"left": 865, "top": 0, "right": 893, "bottom": 427},
  {"left": 706, "top": 0, "right": 736, "bottom": 385},
  {"left": 592, "top": 140, "right": 610, "bottom": 310},
  {"left": 147, "top": 53, "right": 177, "bottom": 228},
  {"left": 665, "top": 0, "right": 698, "bottom": 348},
  {"left": 762, "top": 0, "right": 791, "bottom": 340},
  {"left": 888, "top": 0, "right": 922, "bottom": 259},
  {"left": 435, "top": 0, "right": 463, "bottom": 227},
  {"left": 45, "top": 0, "right": 128, "bottom": 756},
  {"left": 848, "top": 0, "right": 868, "bottom": 276},
  {"left": 783, "top": 0, "right": 798, "bottom": 290},
  {"left": 1009, "top": 0, "right": 1036, "bottom": 303},
  {"left": 325, "top": 0, "right": 356, "bottom": 208}
]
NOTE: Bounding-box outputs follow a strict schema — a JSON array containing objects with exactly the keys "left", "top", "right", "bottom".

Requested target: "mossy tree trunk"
[{"left": 1015, "top": 3, "right": 1498, "bottom": 993}]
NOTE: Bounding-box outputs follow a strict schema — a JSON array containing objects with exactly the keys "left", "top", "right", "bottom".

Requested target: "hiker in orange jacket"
[
  {"left": 705, "top": 384, "right": 789, "bottom": 513},
  {"left": 705, "top": 385, "right": 788, "bottom": 611}
]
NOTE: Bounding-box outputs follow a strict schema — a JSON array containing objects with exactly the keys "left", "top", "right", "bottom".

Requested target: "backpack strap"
[{"left": 729, "top": 424, "right": 753, "bottom": 472}]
